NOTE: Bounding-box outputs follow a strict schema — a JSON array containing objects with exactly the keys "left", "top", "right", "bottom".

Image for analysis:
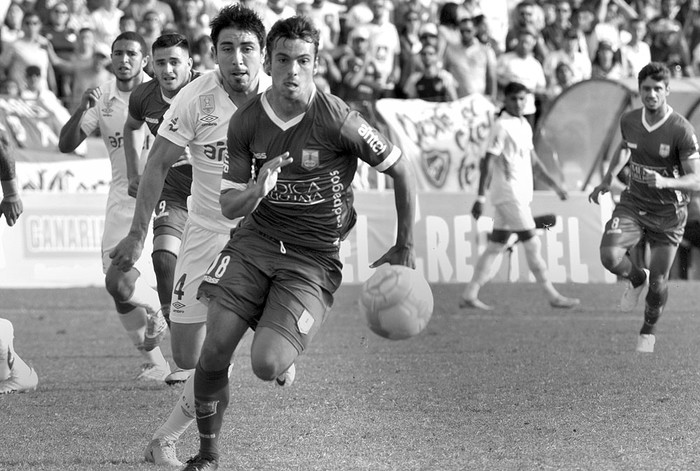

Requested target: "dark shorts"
[
  {"left": 600, "top": 198, "right": 688, "bottom": 248},
  {"left": 152, "top": 199, "right": 188, "bottom": 239},
  {"left": 197, "top": 226, "right": 343, "bottom": 354}
]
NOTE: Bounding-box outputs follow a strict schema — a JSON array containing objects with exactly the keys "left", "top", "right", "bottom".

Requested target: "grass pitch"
[{"left": 1, "top": 281, "right": 700, "bottom": 471}]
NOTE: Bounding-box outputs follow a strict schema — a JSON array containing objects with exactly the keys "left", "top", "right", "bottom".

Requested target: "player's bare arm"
[
  {"left": 589, "top": 144, "right": 631, "bottom": 204},
  {"left": 532, "top": 150, "right": 568, "bottom": 200},
  {"left": 0, "top": 136, "right": 22, "bottom": 226},
  {"left": 472, "top": 152, "right": 495, "bottom": 220},
  {"left": 58, "top": 87, "right": 101, "bottom": 153},
  {"left": 109, "top": 135, "right": 185, "bottom": 272},
  {"left": 219, "top": 153, "right": 293, "bottom": 220},
  {"left": 369, "top": 156, "right": 416, "bottom": 269},
  {"left": 123, "top": 112, "right": 147, "bottom": 197},
  {"left": 642, "top": 156, "right": 700, "bottom": 191}
]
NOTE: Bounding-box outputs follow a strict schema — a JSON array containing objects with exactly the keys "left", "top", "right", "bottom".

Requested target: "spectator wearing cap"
[
  {"left": 591, "top": 40, "right": 624, "bottom": 79},
  {"left": 337, "top": 26, "right": 383, "bottom": 114},
  {"left": 543, "top": 27, "right": 592, "bottom": 87},
  {"left": 397, "top": 8, "right": 424, "bottom": 97},
  {"left": 444, "top": 16, "right": 497, "bottom": 101},
  {"left": 620, "top": 18, "right": 651, "bottom": 78},
  {"left": 403, "top": 42, "right": 457, "bottom": 102}
]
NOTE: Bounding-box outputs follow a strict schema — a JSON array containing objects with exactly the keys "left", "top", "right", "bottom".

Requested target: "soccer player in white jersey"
[
  {"left": 109, "top": 5, "right": 270, "bottom": 467},
  {"left": 460, "top": 81, "right": 580, "bottom": 311},
  {"left": 58, "top": 31, "right": 171, "bottom": 382},
  {"left": 0, "top": 134, "right": 38, "bottom": 395}
]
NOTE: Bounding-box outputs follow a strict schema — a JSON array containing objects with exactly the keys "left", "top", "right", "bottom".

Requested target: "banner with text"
[
  {"left": 375, "top": 95, "right": 496, "bottom": 192},
  {"left": 0, "top": 192, "right": 614, "bottom": 288}
]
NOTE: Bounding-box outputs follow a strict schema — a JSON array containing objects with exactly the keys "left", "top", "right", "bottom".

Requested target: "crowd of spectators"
[{"left": 1, "top": 0, "right": 700, "bottom": 127}]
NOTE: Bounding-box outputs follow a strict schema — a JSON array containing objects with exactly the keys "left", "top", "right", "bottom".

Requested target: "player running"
[
  {"left": 58, "top": 31, "right": 170, "bottom": 382},
  {"left": 589, "top": 62, "right": 700, "bottom": 353},
  {"left": 123, "top": 33, "right": 200, "bottom": 385},
  {"left": 109, "top": 5, "right": 270, "bottom": 467},
  {"left": 185, "top": 16, "right": 416, "bottom": 470}
]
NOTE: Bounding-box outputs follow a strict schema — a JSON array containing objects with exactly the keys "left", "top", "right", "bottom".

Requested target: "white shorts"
[
  {"left": 493, "top": 201, "right": 536, "bottom": 233},
  {"left": 170, "top": 219, "right": 230, "bottom": 324},
  {"left": 101, "top": 196, "right": 156, "bottom": 286}
]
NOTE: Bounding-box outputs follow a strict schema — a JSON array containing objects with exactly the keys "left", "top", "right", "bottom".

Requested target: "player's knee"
[
  {"left": 172, "top": 348, "right": 199, "bottom": 370},
  {"left": 599, "top": 249, "right": 622, "bottom": 272},
  {"left": 250, "top": 353, "right": 285, "bottom": 382},
  {"left": 104, "top": 269, "right": 136, "bottom": 303}
]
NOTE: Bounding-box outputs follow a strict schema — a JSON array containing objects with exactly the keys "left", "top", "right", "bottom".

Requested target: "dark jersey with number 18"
[
  {"left": 128, "top": 70, "right": 201, "bottom": 209},
  {"left": 222, "top": 89, "right": 402, "bottom": 251}
]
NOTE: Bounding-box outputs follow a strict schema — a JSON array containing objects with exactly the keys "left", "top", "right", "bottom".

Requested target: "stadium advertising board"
[{"left": 0, "top": 191, "right": 614, "bottom": 287}]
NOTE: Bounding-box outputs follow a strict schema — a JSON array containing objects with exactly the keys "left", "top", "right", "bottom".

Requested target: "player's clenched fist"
[{"left": 255, "top": 152, "right": 293, "bottom": 197}]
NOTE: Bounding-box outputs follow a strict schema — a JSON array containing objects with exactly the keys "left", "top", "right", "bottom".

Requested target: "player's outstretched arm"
[
  {"left": 588, "top": 144, "right": 630, "bottom": 204},
  {"left": 220, "top": 153, "right": 294, "bottom": 220},
  {"left": 532, "top": 150, "right": 568, "bottom": 200},
  {"left": 0, "top": 136, "right": 22, "bottom": 226},
  {"left": 109, "top": 135, "right": 184, "bottom": 272},
  {"left": 58, "top": 87, "right": 100, "bottom": 153},
  {"left": 370, "top": 156, "right": 416, "bottom": 269},
  {"left": 123, "top": 112, "right": 146, "bottom": 197}
]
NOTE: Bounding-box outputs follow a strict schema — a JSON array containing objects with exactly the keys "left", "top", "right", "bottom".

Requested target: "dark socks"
[
  {"left": 640, "top": 284, "right": 668, "bottom": 335},
  {"left": 194, "top": 360, "right": 230, "bottom": 461}
]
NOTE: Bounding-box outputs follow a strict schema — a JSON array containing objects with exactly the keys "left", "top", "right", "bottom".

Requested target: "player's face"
[
  {"left": 152, "top": 46, "right": 193, "bottom": 97},
  {"left": 266, "top": 37, "right": 318, "bottom": 103},
  {"left": 504, "top": 91, "right": 528, "bottom": 117},
  {"left": 111, "top": 39, "right": 147, "bottom": 82},
  {"left": 639, "top": 77, "right": 669, "bottom": 112},
  {"left": 213, "top": 26, "right": 263, "bottom": 94}
]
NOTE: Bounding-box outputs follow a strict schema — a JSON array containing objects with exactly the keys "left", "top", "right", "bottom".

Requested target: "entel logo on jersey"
[
  {"left": 659, "top": 144, "right": 670, "bottom": 158},
  {"left": 358, "top": 123, "right": 387, "bottom": 155},
  {"left": 302, "top": 149, "right": 319, "bottom": 169}
]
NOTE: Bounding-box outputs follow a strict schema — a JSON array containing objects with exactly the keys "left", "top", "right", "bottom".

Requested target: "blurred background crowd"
[{"left": 0, "top": 0, "right": 698, "bottom": 129}]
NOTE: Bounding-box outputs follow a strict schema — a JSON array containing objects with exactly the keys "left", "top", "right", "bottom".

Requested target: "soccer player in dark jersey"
[
  {"left": 589, "top": 62, "right": 700, "bottom": 353},
  {"left": 123, "top": 33, "right": 199, "bottom": 372},
  {"left": 183, "top": 15, "right": 417, "bottom": 471}
]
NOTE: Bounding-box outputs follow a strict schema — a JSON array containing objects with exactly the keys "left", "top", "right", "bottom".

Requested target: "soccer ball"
[{"left": 359, "top": 264, "right": 434, "bottom": 340}]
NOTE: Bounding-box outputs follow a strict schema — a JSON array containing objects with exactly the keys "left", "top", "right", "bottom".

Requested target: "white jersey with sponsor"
[
  {"left": 486, "top": 111, "right": 534, "bottom": 206},
  {"left": 80, "top": 76, "right": 152, "bottom": 203},
  {"left": 158, "top": 69, "right": 271, "bottom": 234}
]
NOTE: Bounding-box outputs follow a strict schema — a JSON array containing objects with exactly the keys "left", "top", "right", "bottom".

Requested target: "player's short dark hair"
[
  {"left": 210, "top": 4, "right": 265, "bottom": 52},
  {"left": 638, "top": 62, "right": 671, "bottom": 86},
  {"left": 504, "top": 81, "right": 530, "bottom": 96},
  {"left": 152, "top": 33, "right": 190, "bottom": 55},
  {"left": 266, "top": 15, "right": 320, "bottom": 59},
  {"left": 112, "top": 31, "right": 148, "bottom": 56}
]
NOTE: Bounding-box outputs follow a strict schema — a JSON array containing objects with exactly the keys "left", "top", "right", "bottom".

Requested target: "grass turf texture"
[{"left": 1, "top": 282, "right": 700, "bottom": 470}]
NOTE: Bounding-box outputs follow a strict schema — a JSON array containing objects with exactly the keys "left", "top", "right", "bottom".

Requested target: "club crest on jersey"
[
  {"left": 101, "top": 97, "right": 114, "bottom": 117},
  {"left": 199, "top": 94, "right": 218, "bottom": 126},
  {"left": 301, "top": 149, "right": 319, "bottom": 169},
  {"left": 659, "top": 143, "right": 670, "bottom": 158}
]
